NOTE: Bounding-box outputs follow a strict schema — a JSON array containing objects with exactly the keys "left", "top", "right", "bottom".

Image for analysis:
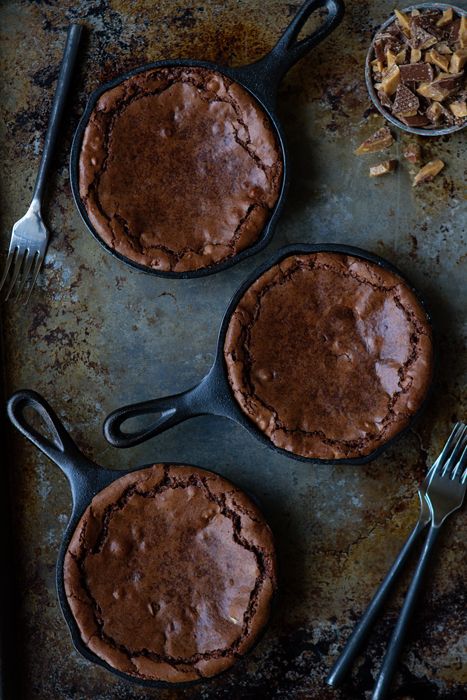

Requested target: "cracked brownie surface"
[
  {"left": 224, "top": 252, "right": 433, "bottom": 460},
  {"left": 64, "top": 464, "right": 276, "bottom": 683},
  {"left": 78, "top": 66, "right": 283, "bottom": 272}
]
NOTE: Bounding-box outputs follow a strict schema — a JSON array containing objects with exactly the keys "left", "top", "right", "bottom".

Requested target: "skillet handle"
[
  {"left": 104, "top": 374, "right": 217, "bottom": 449},
  {"left": 7, "top": 390, "right": 96, "bottom": 483},
  {"left": 237, "top": 0, "right": 345, "bottom": 99}
]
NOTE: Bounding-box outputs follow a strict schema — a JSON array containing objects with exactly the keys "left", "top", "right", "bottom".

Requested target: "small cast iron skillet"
[
  {"left": 104, "top": 243, "right": 435, "bottom": 464},
  {"left": 70, "top": 0, "right": 345, "bottom": 279},
  {"left": 365, "top": 3, "right": 467, "bottom": 137},
  {"left": 6, "top": 390, "right": 272, "bottom": 688}
]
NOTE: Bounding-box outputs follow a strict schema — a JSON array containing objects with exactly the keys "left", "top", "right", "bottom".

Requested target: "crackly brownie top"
[
  {"left": 64, "top": 464, "right": 276, "bottom": 683},
  {"left": 224, "top": 252, "right": 433, "bottom": 460},
  {"left": 78, "top": 66, "right": 283, "bottom": 273}
]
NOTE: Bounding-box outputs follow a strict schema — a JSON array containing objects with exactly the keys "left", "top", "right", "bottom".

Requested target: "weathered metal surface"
[{"left": 0, "top": 0, "right": 466, "bottom": 698}]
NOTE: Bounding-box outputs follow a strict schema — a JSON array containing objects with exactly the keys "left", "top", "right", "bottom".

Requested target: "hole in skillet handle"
[
  {"left": 238, "top": 0, "right": 345, "bottom": 99},
  {"left": 6, "top": 390, "right": 82, "bottom": 467},
  {"left": 103, "top": 393, "right": 195, "bottom": 448}
]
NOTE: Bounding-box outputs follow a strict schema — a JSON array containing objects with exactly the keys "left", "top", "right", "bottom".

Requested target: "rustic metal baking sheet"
[{"left": 1, "top": 0, "right": 466, "bottom": 698}]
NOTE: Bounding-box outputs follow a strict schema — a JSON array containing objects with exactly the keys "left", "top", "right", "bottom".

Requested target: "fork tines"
[
  {"left": 0, "top": 246, "right": 43, "bottom": 303},
  {"left": 435, "top": 422, "right": 467, "bottom": 480}
]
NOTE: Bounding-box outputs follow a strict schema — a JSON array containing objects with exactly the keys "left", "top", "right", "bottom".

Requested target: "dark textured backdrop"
[{"left": 0, "top": 0, "right": 466, "bottom": 698}]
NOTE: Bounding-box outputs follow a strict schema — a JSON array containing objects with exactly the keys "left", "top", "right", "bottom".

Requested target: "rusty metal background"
[{"left": 0, "top": 1, "right": 466, "bottom": 698}]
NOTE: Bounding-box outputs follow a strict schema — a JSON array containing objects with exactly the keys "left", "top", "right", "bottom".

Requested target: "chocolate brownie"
[
  {"left": 79, "top": 66, "right": 283, "bottom": 272},
  {"left": 224, "top": 252, "right": 433, "bottom": 460},
  {"left": 64, "top": 464, "right": 276, "bottom": 682}
]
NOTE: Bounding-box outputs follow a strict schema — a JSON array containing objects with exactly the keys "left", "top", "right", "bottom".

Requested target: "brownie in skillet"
[
  {"left": 64, "top": 464, "right": 276, "bottom": 682},
  {"left": 224, "top": 252, "right": 433, "bottom": 460},
  {"left": 79, "top": 66, "right": 283, "bottom": 272}
]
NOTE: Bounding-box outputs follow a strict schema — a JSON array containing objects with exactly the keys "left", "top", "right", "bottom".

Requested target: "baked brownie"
[
  {"left": 224, "top": 252, "right": 433, "bottom": 460},
  {"left": 64, "top": 464, "right": 276, "bottom": 683},
  {"left": 79, "top": 66, "right": 283, "bottom": 273}
]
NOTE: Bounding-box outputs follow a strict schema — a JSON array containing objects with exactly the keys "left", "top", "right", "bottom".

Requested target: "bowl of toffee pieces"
[{"left": 366, "top": 4, "right": 467, "bottom": 135}]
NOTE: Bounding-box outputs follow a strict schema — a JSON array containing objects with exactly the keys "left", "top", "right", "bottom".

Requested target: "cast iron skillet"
[
  {"left": 70, "top": 0, "right": 345, "bottom": 279},
  {"left": 6, "top": 390, "right": 270, "bottom": 688},
  {"left": 104, "top": 243, "right": 435, "bottom": 464}
]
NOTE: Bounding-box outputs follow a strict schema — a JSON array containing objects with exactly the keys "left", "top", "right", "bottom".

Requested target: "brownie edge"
[{"left": 64, "top": 464, "right": 276, "bottom": 683}]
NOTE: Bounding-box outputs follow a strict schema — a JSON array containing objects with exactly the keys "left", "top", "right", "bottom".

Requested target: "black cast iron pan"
[
  {"left": 104, "top": 243, "right": 435, "bottom": 464},
  {"left": 6, "top": 390, "right": 272, "bottom": 688},
  {"left": 70, "top": 0, "right": 345, "bottom": 279}
]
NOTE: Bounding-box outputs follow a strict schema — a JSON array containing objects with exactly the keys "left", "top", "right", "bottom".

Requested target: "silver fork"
[
  {"left": 0, "top": 24, "right": 82, "bottom": 303},
  {"left": 372, "top": 422, "right": 467, "bottom": 700},
  {"left": 327, "top": 422, "right": 466, "bottom": 688}
]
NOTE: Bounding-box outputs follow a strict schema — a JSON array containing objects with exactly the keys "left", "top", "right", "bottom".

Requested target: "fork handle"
[
  {"left": 32, "top": 24, "right": 82, "bottom": 206},
  {"left": 371, "top": 524, "right": 440, "bottom": 700},
  {"left": 326, "top": 517, "right": 427, "bottom": 688}
]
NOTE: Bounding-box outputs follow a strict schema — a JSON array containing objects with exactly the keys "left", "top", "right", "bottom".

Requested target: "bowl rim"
[{"left": 365, "top": 2, "right": 467, "bottom": 137}]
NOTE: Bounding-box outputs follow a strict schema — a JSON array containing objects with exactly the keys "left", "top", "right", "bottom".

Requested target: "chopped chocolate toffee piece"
[
  {"left": 413, "top": 159, "right": 445, "bottom": 186},
  {"left": 395, "top": 9, "right": 411, "bottom": 33},
  {"left": 396, "top": 48, "right": 407, "bottom": 63},
  {"left": 378, "top": 90, "right": 393, "bottom": 109},
  {"left": 372, "top": 57, "right": 384, "bottom": 73},
  {"left": 417, "top": 80, "right": 451, "bottom": 102},
  {"left": 400, "top": 62, "right": 434, "bottom": 83},
  {"left": 449, "top": 18, "right": 461, "bottom": 43},
  {"left": 426, "top": 100, "right": 444, "bottom": 122},
  {"left": 381, "top": 64, "right": 401, "bottom": 95},
  {"left": 434, "top": 41, "right": 453, "bottom": 55},
  {"left": 434, "top": 72, "right": 464, "bottom": 90},
  {"left": 409, "top": 18, "right": 437, "bottom": 50},
  {"left": 418, "top": 72, "right": 464, "bottom": 101},
  {"left": 426, "top": 100, "right": 455, "bottom": 125},
  {"left": 375, "top": 39, "right": 386, "bottom": 63},
  {"left": 450, "top": 100, "right": 467, "bottom": 117},
  {"left": 399, "top": 113, "right": 431, "bottom": 127},
  {"left": 371, "top": 7, "right": 467, "bottom": 130},
  {"left": 460, "top": 16, "right": 467, "bottom": 48},
  {"left": 450, "top": 49, "right": 467, "bottom": 73},
  {"left": 437, "top": 8, "right": 453, "bottom": 27},
  {"left": 386, "top": 49, "right": 397, "bottom": 67},
  {"left": 425, "top": 48, "right": 450, "bottom": 72},
  {"left": 355, "top": 126, "right": 394, "bottom": 155},
  {"left": 403, "top": 142, "right": 422, "bottom": 163},
  {"left": 369, "top": 159, "right": 397, "bottom": 176},
  {"left": 392, "top": 84, "right": 419, "bottom": 116}
]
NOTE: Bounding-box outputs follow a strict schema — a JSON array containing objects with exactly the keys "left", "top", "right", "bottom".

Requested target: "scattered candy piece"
[
  {"left": 413, "top": 159, "right": 445, "bottom": 186},
  {"left": 403, "top": 143, "right": 422, "bottom": 164},
  {"left": 355, "top": 127, "right": 395, "bottom": 155},
  {"left": 369, "top": 159, "right": 398, "bottom": 177}
]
